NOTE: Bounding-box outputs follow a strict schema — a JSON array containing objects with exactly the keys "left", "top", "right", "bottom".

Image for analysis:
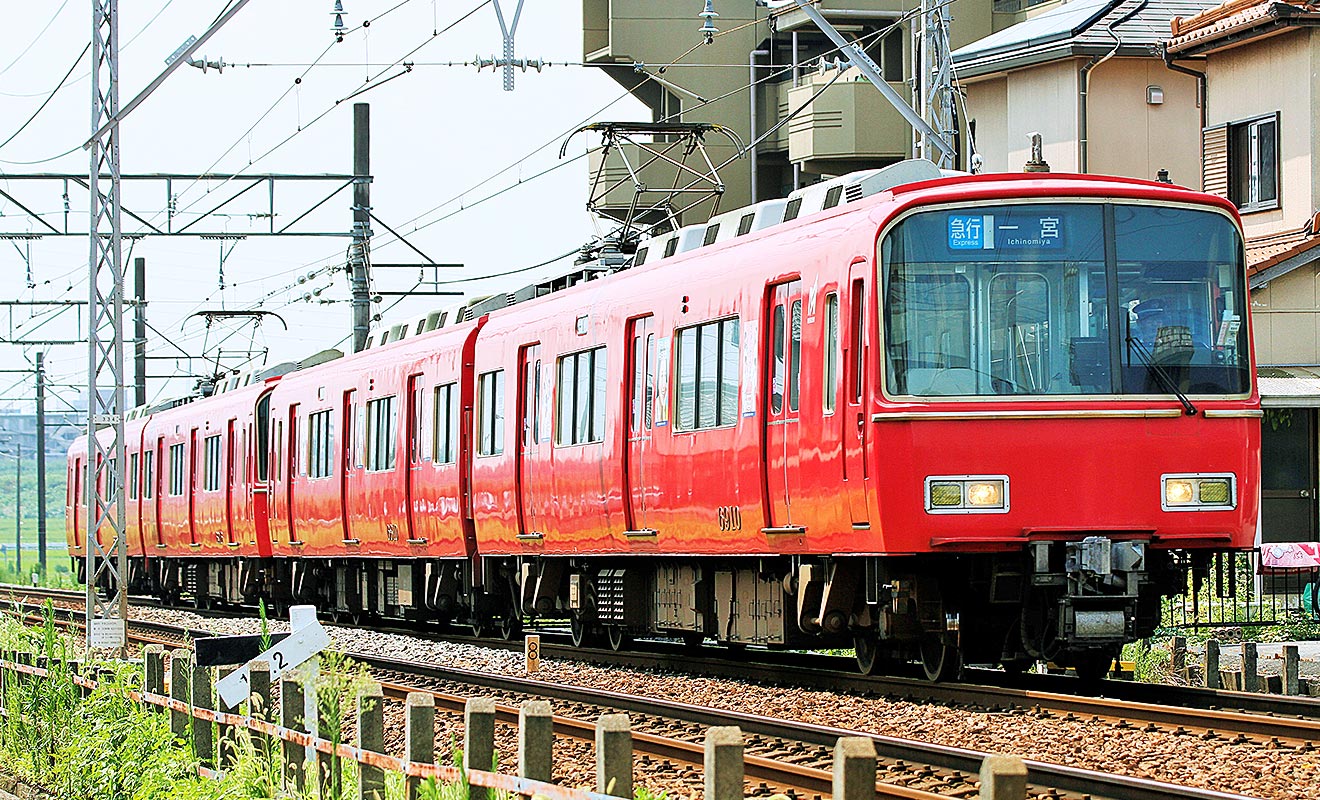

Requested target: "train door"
[
  {"left": 515, "top": 345, "right": 543, "bottom": 538},
  {"left": 188, "top": 429, "right": 199, "bottom": 546},
  {"left": 405, "top": 374, "right": 423, "bottom": 542},
  {"left": 225, "top": 419, "right": 237, "bottom": 545},
  {"left": 624, "top": 317, "right": 657, "bottom": 534},
  {"left": 843, "top": 263, "right": 872, "bottom": 526},
  {"left": 286, "top": 404, "right": 299, "bottom": 544},
  {"left": 340, "top": 391, "right": 355, "bottom": 543},
  {"left": 153, "top": 439, "right": 164, "bottom": 546},
  {"left": 764, "top": 280, "right": 805, "bottom": 532},
  {"left": 72, "top": 458, "right": 82, "bottom": 547}
]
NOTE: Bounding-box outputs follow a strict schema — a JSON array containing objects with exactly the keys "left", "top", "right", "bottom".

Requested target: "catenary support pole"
[
  {"left": 349, "top": 103, "right": 372, "bottom": 353},
  {"left": 35, "top": 352, "right": 47, "bottom": 574},
  {"left": 134, "top": 257, "right": 147, "bottom": 409}
]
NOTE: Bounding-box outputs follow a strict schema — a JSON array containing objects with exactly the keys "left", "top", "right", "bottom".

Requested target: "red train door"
[
  {"left": 843, "top": 263, "right": 872, "bottom": 526},
  {"left": 340, "top": 391, "right": 355, "bottom": 543},
  {"left": 624, "top": 317, "right": 656, "bottom": 534},
  {"left": 154, "top": 439, "right": 164, "bottom": 546},
  {"left": 286, "top": 404, "right": 299, "bottom": 544},
  {"left": 406, "top": 374, "right": 423, "bottom": 542},
  {"left": 764, "top": 280, "right": 805, "bottom": 533},
  {"left": 188, "top": 429, "right": 199, "bottom": 546},
  {"left": 225, "top": 419, "right": 236, "bottom": 545},
  {"left": 516, "top": 345, "right": 543, "bottom": 537}
]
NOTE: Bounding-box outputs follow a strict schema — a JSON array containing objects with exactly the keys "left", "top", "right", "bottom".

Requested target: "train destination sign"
[{"left": 947, "top": 213, "right": 1064, "bottom": 250}]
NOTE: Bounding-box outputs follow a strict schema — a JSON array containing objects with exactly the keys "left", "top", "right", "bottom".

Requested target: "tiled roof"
[
  {"left": 953, "top": 0, "right": 1222, "bottom": 76},
  {"left": 1245, "top": 225, "right": 1320, "bottom": 280},
  {"left": 1165, "top": 0, "right": 1320, "bottom": 54}
]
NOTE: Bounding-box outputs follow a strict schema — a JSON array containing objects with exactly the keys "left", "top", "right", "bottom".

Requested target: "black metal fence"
[{"left": 1165, "top": 549, "right": 1320, "bottom": 629}]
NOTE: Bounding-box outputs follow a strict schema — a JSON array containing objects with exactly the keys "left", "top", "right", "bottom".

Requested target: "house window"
[
  {"left": 556, "top": 347, "right": 607, "bottom": 445},
  {"left": 674, "top": 317, "right": 740, "bottom": 431},
  {"left": 477, "top": 370, "right": 506, "bottom": 456},
  {"left": 1230, "top": 114, "right": 1278, "bottom": 211},
  {"left": 203, "top": 435, "right": 222, "bottom": 491},
  {"left": 365, "top": 396, "right": 397, "bottom": 471},
  {"left": 169, "top": 443, "right": 185, "bottom": 496},
  {"left": 307, "top": 409, "right": 333, "bottom": 478},
  {"left": 433, "top": 382, "right": 459, "bottom": 464}
]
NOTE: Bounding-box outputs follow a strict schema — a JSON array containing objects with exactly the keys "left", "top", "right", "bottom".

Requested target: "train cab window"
[
  {"left": 143, "top": 450, "right": 154, "bottom": 499},
  {"left": 129, "top": 452, "right": 139, "bottom": 500},
  {"left": 255, "top": 394, "right": 271, "bottom": 482},
  {"left": 408, "top": 378, "right": 424, "bottom": 464},
  {"left": 850, "top": 279, "right": 865, "bottom": 403},
  {"left": 631, "top": 333, "right": 657, "bottom": 432},
  {"left": 882, "top": 203, "right": 1248, "bottom": 397},
  {"left": 771, "top": 305, "right": 786, "bottom": 415},
  {"left": 788, "top": 300, "right": 802, "bottom": 412},
  {"left": 556, "top": 347, "right": 607, "bottom": 445},
  {"left": 365, "top": 396, "right": 398, "bottom": 471},
  {"left": 203, "top": 435, "right": 222, "bottom": 491},
  {"left": 477, "top": 370, "right": 506, "bottom": 456},
  {"left": 307, "top": 409, "right": 334, "bottom": 478},
  {"left": 433, "top": 382, "right": 459, "bottom": 464},
  {"left": 824, "top": 293, "right": 839, "bottom": 413},
  {"left": 675, "top": 317, "right": 739, "bottom": 431},
  {"left": 169, "top": 443, "right": 185, "bottom": 496},
  {"left": 522, "top": 354, "right": 542, "bottom": 448}
]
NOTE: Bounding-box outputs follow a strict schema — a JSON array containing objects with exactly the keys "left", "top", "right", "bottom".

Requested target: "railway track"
[{"left": 2, "top": 584, "right": 1290, "bottom": 800}]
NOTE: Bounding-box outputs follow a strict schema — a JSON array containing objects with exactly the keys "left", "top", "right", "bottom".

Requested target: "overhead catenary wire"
[{"left": 0, "top": 44, "right": 91, "bottom": 153}]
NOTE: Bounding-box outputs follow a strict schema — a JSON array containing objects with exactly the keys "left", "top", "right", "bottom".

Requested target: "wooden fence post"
[
  {"left": 358, "top": 681, "right": 385, "bottom": 800},
  {"left": 406, "top": 692, "right": 435, "bottom": 800},
  {"left": 465, "top": 698, "right": 497, "bottom": 800},
  {"left": 979, "top": 754, "right": 1027, "bottom": 800},
  {"left": 142, "top": 646, "right": 165, "bottom": 706},
  {"left": 249, "top": 660, "right": 272, "bottom": 759},
  {"left": 833, "top": 737, "right": 876, "bottom": 800},
  {"left": 1242, "top": 642, "right": 1259, "bottom": 692},
  {"left": 218, "top": 666, "right": 238, "bottom": 770},
  {"left": 595, "top": 713, "right": 632, "bottom": 799},
  {"left": 1284, "top": 645, "right": 1300, "bottom": 696},
  {"left": 519, "top": 699, "right": 553, "bottom": 783},
  {"left": 169, "top": 651, "right": 192, "bottom": 740},
  {"left": 281, "top": 675, "right": 307, "bottom": 792},
  {"left": 192, "top": 662, "right": 215, "bottom": 770},
  {"left": 704, "top": 726, "right": 743, "bottom": 800},
  {"left": 1205, "top": 639, "right": 1221, "bottom": 689}
]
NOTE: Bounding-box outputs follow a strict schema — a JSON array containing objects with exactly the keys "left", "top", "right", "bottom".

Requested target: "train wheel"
[
  {"left": 606, "top": 626, "right": 629, "bottom": 652},
  {"left": 854, "top": 634, "right": 882, "bottom": 675},
  {"left": 569, "top": 613, "right": 592, "bottom": 648},
  {"left": 497, "top": 614, "right": 522, "bottom": 641},
  {"left": 920, "top": 636, "right": 962, "bottom": 682}
]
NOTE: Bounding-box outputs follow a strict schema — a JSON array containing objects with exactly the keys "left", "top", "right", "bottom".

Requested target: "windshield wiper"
[{"left": 1125, "top": 335, "right": 1197, "bottom": 416}]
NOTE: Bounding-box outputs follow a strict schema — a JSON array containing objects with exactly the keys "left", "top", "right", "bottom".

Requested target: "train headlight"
[
  {"left": 926, "top": 476, "right": 1008, "bottom": 514},
  {"left": 1161, "top": 473, "right": 1236, "bottom": 511}
]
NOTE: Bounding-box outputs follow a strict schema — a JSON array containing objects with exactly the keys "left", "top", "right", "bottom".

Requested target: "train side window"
[
  {"left": 433, "top": 382, "right": 459, "bottom": 463},
  {"left": 203, "top": 435, "right": 222, "bottom": 491},
  {"left": 824, "top": 293, "right": 839, "bottom": 413},
  {"left": 631, "top": 334, "right": 657, "bottom": 432},
  {"left": 365, "top": 396, "right": 398, "bottom": 471},
  {"left": 143, "top": 450, "right": 154, "bottom": 499},
  {"left": 273, "top": 421, "right": 282, "bottom": 482},
  {"left": 675, "top": 317, "right": 740, "bottom": 430},
  {"left": 129, "top": 452, "right": 139, "bottom": 500},
  {"left": 307, "top": 409, "right": 334, "bottom": 478},
  {"left": 408, "top": 378, "right": 424, "bottom": 464},
  {"left": 169, "top": 443, "right": 185, "bottom": 496},
  {"left": 850, "top": 278, "right": 865, "bottom": 403},
  {"left": 255, "top": 394, "right": 271, "bottom": 482},
  {"left": 556, "top": 347, "right": 607, "bottom": 446},
  {"left": 523, "top": 356, "right": 542, "bottom": 448},
  {"left": 772, "top": 304, "right": 786, "bottom": 414},
  {"left": 477, "top": 370, "right": 506, "bottom": 456}
]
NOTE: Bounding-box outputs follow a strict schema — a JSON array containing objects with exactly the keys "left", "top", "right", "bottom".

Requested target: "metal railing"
[{"left": 1165, "top": 549, "right": 1319, "bottom": 629}]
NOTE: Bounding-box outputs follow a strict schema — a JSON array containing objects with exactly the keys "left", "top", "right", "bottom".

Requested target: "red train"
[{"left": 68, "top": 162, "right": 1260, "bottom": 680}]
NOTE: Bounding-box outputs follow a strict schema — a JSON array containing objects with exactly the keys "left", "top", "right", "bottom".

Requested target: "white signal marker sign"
[
  {"left": 89, "top": 617, "right": 125, "bottom": 649},
  {"left": 216, "top": 605, "right": 331, "bottom": 708}
]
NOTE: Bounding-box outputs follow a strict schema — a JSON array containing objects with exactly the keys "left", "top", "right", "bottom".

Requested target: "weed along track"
[{"left": 5, "top": 585, "right": 1317, "bottom": 798}]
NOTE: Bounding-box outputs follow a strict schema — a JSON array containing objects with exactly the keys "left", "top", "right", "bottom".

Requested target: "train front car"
[{"left": 863, "top": 175, "right": 1259, "bottom": 680}]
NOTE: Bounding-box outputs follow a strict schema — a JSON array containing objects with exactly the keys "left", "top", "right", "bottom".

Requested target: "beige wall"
[
  {"left": 1087, "top": 59, "right": 1202, "bottom": 187},
  {"left": 1250, "top": 264, "right": 1320, "bottom": 365},
  {"left": 967, "top": 78, "right": 1008, "bottom": 171},
  {"left": 1206, "top": 29, "right": 1317, "bottom": 240},
  {"left": 965, "top": 59, "right": 1079, "bottom": 173}
]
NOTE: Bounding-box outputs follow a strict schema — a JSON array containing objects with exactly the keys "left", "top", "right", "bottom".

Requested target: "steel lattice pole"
[{"left": 85, "top": 0, "right": 128, "bottom": 654}]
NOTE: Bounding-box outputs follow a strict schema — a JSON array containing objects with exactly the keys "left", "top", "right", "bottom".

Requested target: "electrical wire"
[
  {"left": 0, "top": 43, "right": 91, "bottom": 152},
  {"left": 0, "top": 0, "right": 73, "bottom": 80}
]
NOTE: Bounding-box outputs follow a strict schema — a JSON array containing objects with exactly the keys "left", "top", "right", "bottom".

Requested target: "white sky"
[{"left": 0, "top": 1, "right": 648, "bottom": 413}]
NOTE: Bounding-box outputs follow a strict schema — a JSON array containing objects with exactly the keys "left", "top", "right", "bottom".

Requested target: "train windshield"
[{"left": 881, "top": 202, "right": 1249, "bottom": 398}]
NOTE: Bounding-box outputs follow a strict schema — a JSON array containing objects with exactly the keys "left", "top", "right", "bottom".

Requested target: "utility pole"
[
  {"left": 14, "top": 441, "right": 21, "bottom": 575},
  {"left": 349, "top": 103, "right": 373, "bottom": 353},
  {"left": 35, "top": 352, "right": 47, "bottom": 574},
  {"left": 86, "top": 0, "right": 129, "bottom": 653},
  {"left": 911, "top": 0, "right": 957, "bottom": 168},
  {"left": 134, "top": 257, "right": 147, "bottom": 409}
]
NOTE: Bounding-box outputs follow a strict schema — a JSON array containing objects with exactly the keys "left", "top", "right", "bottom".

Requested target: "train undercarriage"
[{"left": 84, "top": 536, "right": 1198, "bottom": 681}]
